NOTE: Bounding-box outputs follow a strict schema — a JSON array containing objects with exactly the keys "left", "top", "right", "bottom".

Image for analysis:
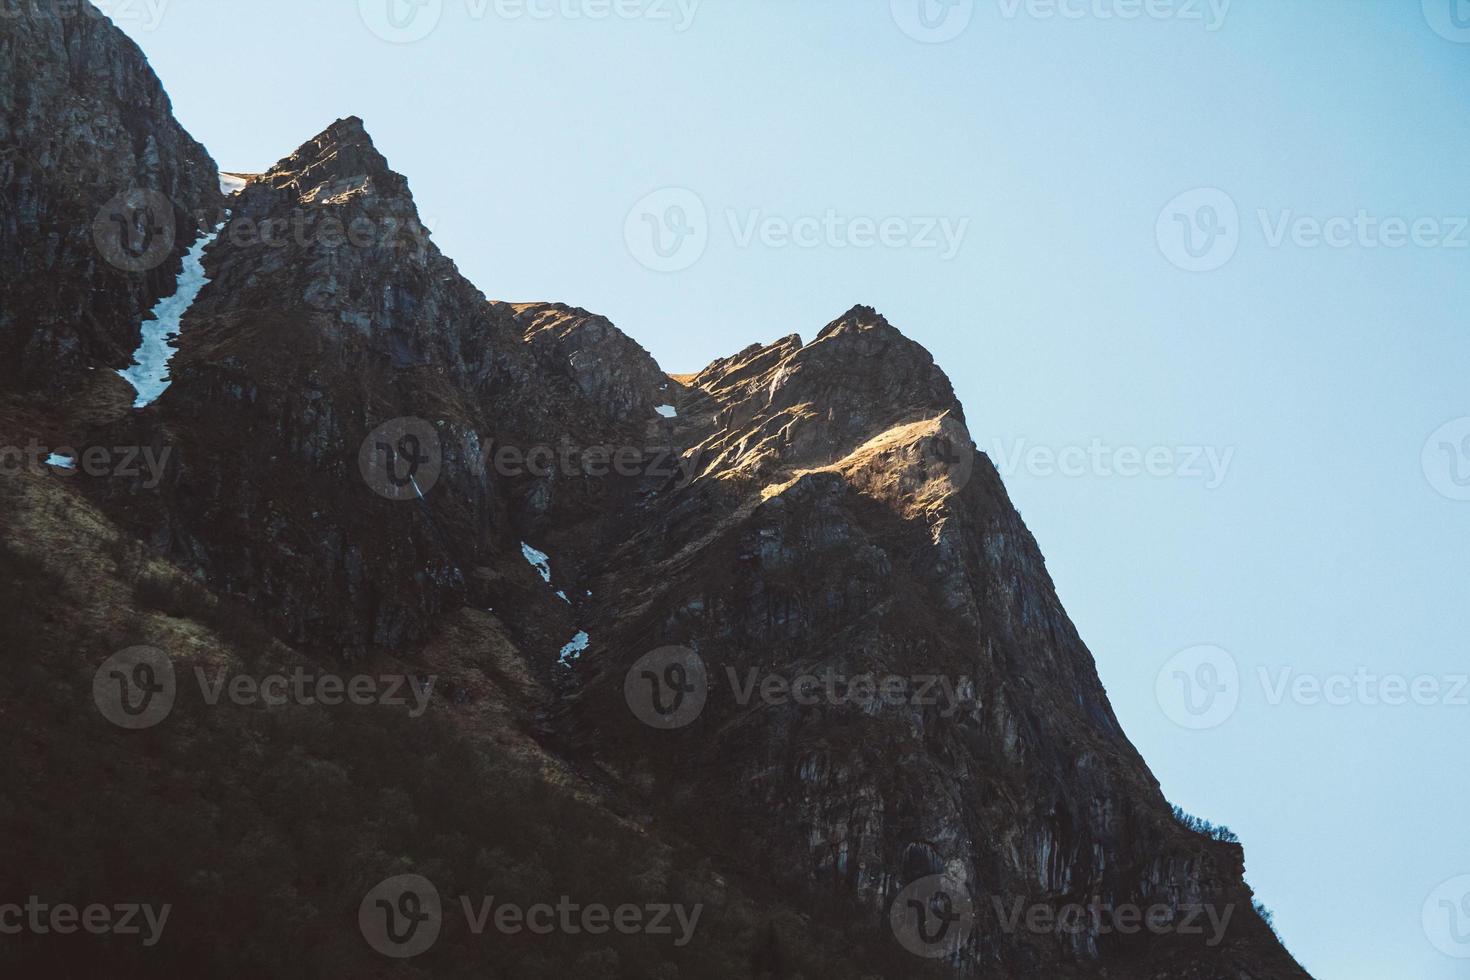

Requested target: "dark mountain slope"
[{"left": 0, "top": 1, "right": 223, "bottom": 392}]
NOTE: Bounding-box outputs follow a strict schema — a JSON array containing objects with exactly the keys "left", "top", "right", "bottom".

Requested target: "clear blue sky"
[{"left": 113, "top": 2, "right": 1469, "bottom": 976}]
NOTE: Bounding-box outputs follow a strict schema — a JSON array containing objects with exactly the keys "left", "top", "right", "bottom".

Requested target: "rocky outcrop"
[
  {"left": 556, "top": 307, "right": 1302, "bottom": 976},
  {"left": 101, "top": 116, "right": 541, "bottom": 654},
  {"left": 515, "top": 301, "right": 672, "bottom": 426},
  {"left": 80, "top": 117, "right": 678, "bottom": 660},
  {"left": 0, "top": 0, "right": 223, "bottom": 392}
]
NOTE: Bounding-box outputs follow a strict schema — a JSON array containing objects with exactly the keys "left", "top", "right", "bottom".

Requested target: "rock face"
[
  {"left": 516, "top": 301, "right": 671, "bottom": 426},
  {"left": 84, "top": 115, "right": 695, "bottom": 658},
  {"left": 0, "top": 1, "right": 223, "bottom": 392},
  {"left": 2, "top": 7, "right": 1311, "bottom": 978},
  {"left": 560, "top": 306, "right": 1297, "bottom": 975}
]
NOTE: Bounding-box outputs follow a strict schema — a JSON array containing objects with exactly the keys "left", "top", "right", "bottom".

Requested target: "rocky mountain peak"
[
  {"left": 816, "top": 301, "right": 890, "bottom": 337},
  {"left": 261, "top": 115, "right": 408, "bottom": 203},
  {"left": 799, "top": 304, "right": 959, "bottom": 416},
  {"left": 512, "top": 302, "right": 671, "bottom": 425},
  {"left": 669, "top": 305, "right": 968, "bottom": 487}
]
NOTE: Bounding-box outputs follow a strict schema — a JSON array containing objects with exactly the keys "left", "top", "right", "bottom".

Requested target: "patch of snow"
[
  {"left": 559, "top": 630, "right": 589, "bottom": 666},
  {"left": 219, "top": 173, "right": 248, "bottom": 196},
  {"left": 555, "top": 590, "right": 569, "bottom": 603},
  {"left": 45, "top": 453, "right": 75, "bottom": 469},
  {"left": 118, "top": 220, "right": 226, "bottom": 409},
  {"left": 655, "top": 404, "right": 678, "bottom": 418},
  {"left": 521, "top": 542, "right": 552, "bottom": 583}
]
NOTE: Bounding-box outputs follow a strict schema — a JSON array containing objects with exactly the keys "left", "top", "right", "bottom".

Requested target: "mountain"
[
  {"left": 0, "top": 4, "right": 1310, "bottom": 977},
  {"left": 0, "top": 0, "right": 223, "bottom": 392}
]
